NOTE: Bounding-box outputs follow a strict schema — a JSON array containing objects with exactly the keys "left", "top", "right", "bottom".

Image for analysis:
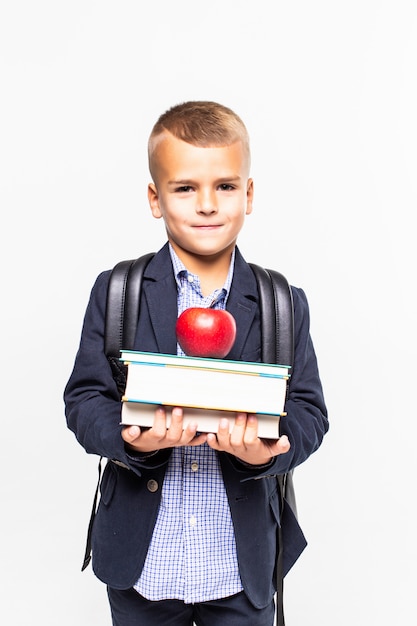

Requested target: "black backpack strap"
[
  {"left": 104, "top": 253, "right": 155, "bottom": 397},
  {"left": 81, "top": 253, "right": 154, "bottom": 572},
  {"left": 249, "top": 264, "right": 294, "bottom": 367},
  {"left": 105, "top": 253, "right": 155, "bottom": 358},
  {"left": 249, "top": 263, "right": 295, "bottom": 626},
  {"left": 81, "top": 457, "right": 104, "bottom": 571}
]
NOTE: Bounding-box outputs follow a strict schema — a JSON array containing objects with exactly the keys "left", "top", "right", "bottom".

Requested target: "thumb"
[
  {"left": 277, "top": 435, "right": 290, "bottom": 452},
  {"left": 122, "top": 425, "right": 141, "bottom": 442}
]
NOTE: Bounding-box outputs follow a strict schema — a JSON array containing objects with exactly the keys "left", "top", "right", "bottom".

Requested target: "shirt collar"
[{"left": 168, "top": 243, "right": 235, "bottom": 299}]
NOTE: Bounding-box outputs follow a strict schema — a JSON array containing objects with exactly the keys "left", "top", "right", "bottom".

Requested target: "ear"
[
  {"left": 245, "top": 178, "right": 254, "bottom": 215},
  {"left": 148, "top": 183, "right": 163, "bottom": 219}
]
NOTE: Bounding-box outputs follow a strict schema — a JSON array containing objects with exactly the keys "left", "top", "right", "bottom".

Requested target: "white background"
[{"left": 1, "top": 1, "right": 416, "bottom": 624}]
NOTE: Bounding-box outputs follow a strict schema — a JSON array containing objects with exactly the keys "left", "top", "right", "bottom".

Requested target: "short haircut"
[{"left": 148, "top": 101, "right": 250, "bottom": 177}]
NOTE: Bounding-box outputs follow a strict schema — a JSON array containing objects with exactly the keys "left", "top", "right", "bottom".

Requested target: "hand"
[
  {"left": 206, "top": 413, "right": 290, "bottom": 465},
  {"left": 122, "top": 406, "right": 207, "bottom": 453}
]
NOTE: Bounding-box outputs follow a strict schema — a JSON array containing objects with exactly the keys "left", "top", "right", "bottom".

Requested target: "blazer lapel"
[
  {"left": 139, "top": 243, "right": 259, "bottom": 360},
  {"left": 144, "top": 279, "right": 178, "bottom": 354},
  {"left": 141, "top": 243, "right": 179, "bottom": 355},
  {"left": 225, "top": 248, "right": 259, "bottom": 361}
]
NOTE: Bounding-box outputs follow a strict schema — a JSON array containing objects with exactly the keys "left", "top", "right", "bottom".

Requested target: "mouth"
[{"left": 192, "top": 224, "right": 223, "bottom": 230}]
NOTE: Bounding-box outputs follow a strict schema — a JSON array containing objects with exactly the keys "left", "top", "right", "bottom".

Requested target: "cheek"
[
  {"left": 163, "top": 197, "right": 190, "bottom": 217},
  {"left": 162, "top": 207, "right": 189, "bottom": 231},
  {"left": 232, "top": 203, "right": 250, "bottom": 223}
]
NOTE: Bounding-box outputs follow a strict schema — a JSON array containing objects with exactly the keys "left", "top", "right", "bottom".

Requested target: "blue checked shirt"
[{"left": 134, "top": 245, "right": 243, "bottom": 603}]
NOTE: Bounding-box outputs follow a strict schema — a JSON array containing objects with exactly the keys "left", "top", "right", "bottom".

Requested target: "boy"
[{"left": 64, "top": 101, "right": 328, "bottom": 626}]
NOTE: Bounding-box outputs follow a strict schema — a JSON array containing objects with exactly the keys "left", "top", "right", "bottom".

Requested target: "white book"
[
  {"left": 120, "top": 350, "right": 290, "bottom": 378},
  {"left": 121, "top": 402, "right": 282, "bottom": 439},
  {"left": 121, "top": 355, "right": 289, "bottom": 416}
]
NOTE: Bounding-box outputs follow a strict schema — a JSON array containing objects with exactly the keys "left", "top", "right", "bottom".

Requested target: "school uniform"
[{"left": 64, "top": 242, "right": 328, "bottom": 614}]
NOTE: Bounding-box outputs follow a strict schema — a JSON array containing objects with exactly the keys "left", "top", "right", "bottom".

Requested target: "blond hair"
[{"left": 148, "top": 101, "right": 250, "bottom": 177}]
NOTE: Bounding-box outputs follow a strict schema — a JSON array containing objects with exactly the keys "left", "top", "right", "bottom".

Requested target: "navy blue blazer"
[{"left": 64, "top": 243, "right": 328, "bottom": 609}]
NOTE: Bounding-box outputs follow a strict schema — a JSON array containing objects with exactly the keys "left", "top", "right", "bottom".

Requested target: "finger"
[
  {"left": 216, "top": 417, "right": 231, "bottom": 446},
  {"left": 267, "top": 434, "right": 291, "bottom": 457},
  {"left": 230, "top": 413, "right": 248, "bottom": 447},
  {"left": 122, "top": 425, "right": 141, "bottom": 443},
  {"left": 206, "top": 432, "right": 220, "bottom": 450},
  {"left": 165, "top": 407, "right": 185, "bottom": 443},
  {"left": 182, "top": 425, "right": 207, "bottom": 447},
  {"left": 183, "top": 421, "right": 198, "bottom": 440},
  {"left": 242, "top": 414, "right": 259, "bottom": 445},
  {"left": 152, "top": 406, "right": 169, "bottom": 438},
  {"left": 187, "top": 432, "right": 208, "bottom": 446},
  {"left": 277, "top": 435, "right": 291, "bottom": 452}
]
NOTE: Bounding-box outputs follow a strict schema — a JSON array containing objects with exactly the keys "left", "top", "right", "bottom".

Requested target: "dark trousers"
[{"left": 107, "top": 587, "right": 275, "bottom": 626}]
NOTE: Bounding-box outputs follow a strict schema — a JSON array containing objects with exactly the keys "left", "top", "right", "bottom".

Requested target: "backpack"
[{"left": 85, "top": 253, "right": 297, "bottom": 626}]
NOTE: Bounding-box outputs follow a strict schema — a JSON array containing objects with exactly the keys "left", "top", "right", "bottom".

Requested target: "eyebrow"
[{"left": 167, "top": 176, "right": 242, "bottom": 186}]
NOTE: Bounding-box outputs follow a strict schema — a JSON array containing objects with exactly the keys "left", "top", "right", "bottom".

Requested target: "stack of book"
[{"left": 119, "top": 350, "right": 291, "bottom": 439}]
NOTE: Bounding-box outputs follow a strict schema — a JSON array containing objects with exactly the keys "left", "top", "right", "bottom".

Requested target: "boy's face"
[{"left": 148, "top": 132, "right": 253, "bottom": 261}]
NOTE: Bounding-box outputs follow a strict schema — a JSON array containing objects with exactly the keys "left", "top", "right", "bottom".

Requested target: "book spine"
[
  {"left": 122, "top": 360, "right": 289, "bottom": 379},
  {"left": 121, "top": 397, "right": 287, "bottom": 417}
]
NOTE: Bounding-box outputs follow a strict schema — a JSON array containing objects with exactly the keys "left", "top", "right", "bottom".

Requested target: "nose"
[{"left": 196, "top": 189, "right": 218, "bottom": 214}]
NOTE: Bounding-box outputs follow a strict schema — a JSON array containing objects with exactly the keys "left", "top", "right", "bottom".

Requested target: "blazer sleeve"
[
  {"left": 63, "top": 271, "right": 170, "bottom": 474},
  {"left": 267, "top": 285, "right": 328, "bottom": 475},
  {"left": 231, "top": 284, "right": 328, "bottom": 479}
]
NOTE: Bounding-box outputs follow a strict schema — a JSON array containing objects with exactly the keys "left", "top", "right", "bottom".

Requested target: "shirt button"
[
  {"left": 187, "top": 275, "right": 194, "bottom": 283},
  {"left": 147, "top": 479, "right": 159, "bottom": 493},
  {"left": 190, "top": 515, "right": 197, "bottom": 527},
  {"left": 191, "top": 461, "right": 199, "bottom": 472}
]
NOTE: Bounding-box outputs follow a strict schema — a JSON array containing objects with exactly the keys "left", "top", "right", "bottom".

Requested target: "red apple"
[{"left": 176, "top": 308, "right": 237, "bottom": 358}]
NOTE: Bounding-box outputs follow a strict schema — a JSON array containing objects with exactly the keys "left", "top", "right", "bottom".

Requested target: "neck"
[{"left": 170, "top": 243, "right": 235, "bottom": 296}]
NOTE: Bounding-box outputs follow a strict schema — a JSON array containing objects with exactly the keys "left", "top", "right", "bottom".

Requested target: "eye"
[
  {"left": 175, "top": 185, "right": 193, "bottom": 193},
  {"left": 218, "top": 183, "right": 235, "bottom": 191}
]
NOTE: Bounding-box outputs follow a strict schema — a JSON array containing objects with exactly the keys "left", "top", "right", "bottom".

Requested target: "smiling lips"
[{"left": 193, "top": 224, "right": 222, "bottom": 230}]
